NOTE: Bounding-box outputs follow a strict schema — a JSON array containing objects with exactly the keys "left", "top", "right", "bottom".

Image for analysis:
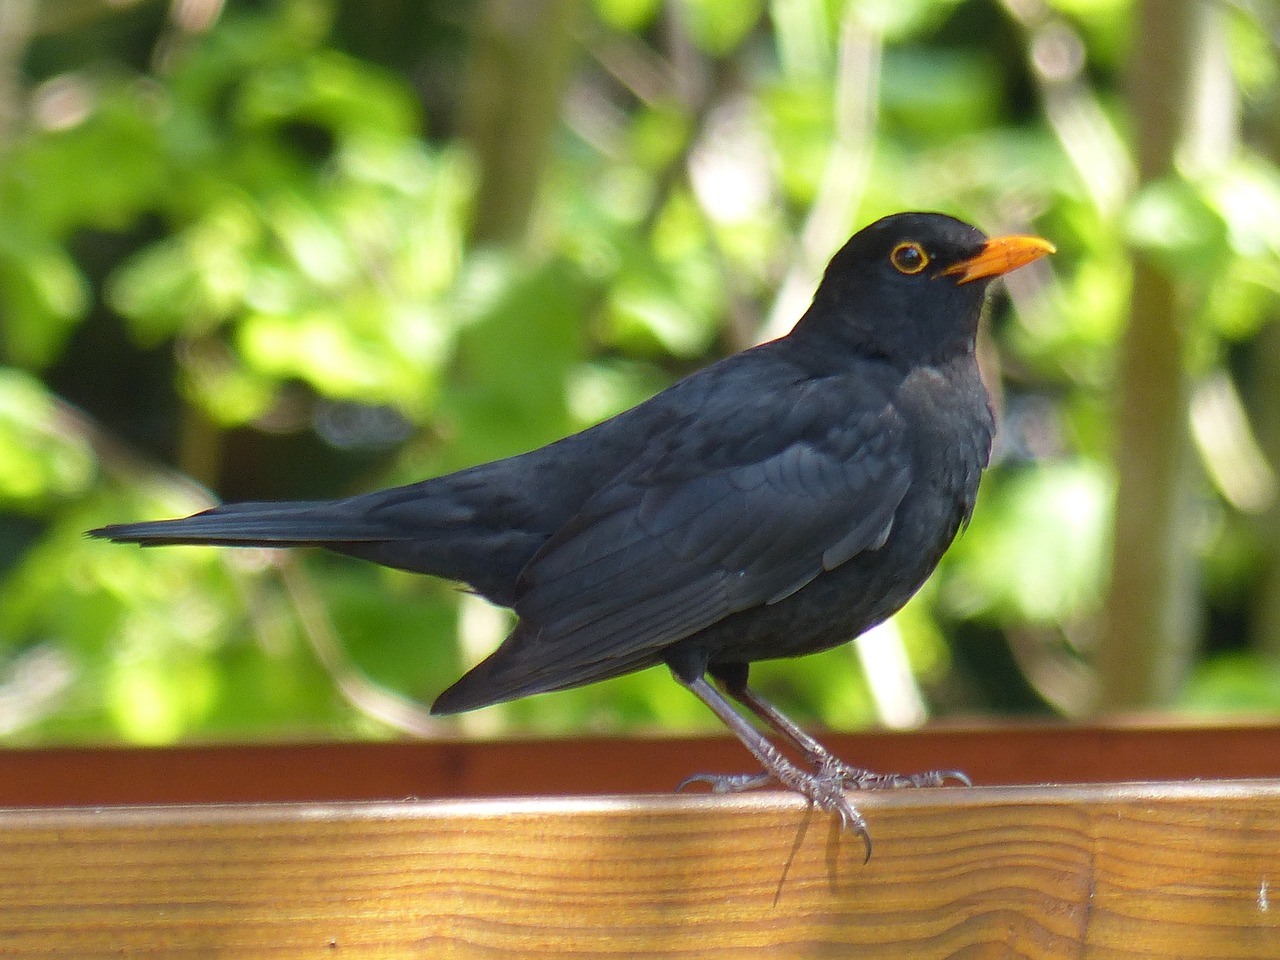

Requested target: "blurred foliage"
[{"left": 0, "top": 0, "right": 1279, "bottom": 744}]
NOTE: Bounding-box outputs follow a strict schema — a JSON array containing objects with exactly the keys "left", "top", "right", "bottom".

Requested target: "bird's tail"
[
  {"left": 89, "top": 499, "right": 401, "bottom": 548},
  {"left": 90, "top": 471, "right": 540, "bottom": 602}
]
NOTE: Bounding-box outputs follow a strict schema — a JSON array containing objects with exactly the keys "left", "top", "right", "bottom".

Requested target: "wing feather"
[{"left": 432, "top": 379, "right": 914, "bottom": 713}]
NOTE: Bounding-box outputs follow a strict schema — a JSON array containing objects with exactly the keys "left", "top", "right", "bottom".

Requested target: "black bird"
[{"left": 92, "top": 212, "right": 1053, "bottom": 855}]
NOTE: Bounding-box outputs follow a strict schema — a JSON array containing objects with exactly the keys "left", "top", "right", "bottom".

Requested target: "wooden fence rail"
[
  {"left": 2, "top": 725, "right": 1278, "bottom": 957},
  {"left": 4, "top": 782, "right": 1280, "bottom": 958}
]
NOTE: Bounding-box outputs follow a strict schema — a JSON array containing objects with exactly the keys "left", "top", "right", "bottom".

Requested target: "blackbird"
[{"left": 92, "top": 212, "right": 1053, "bottom": 855}]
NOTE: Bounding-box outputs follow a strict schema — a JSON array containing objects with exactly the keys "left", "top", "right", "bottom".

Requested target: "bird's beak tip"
[{"left": 944, "top": 234, "right": 1055, "bottom": 284}]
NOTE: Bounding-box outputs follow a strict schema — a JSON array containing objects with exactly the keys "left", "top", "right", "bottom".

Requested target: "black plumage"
[{"left": 93, "top": 212, "right": 1053, "bottom": 856}]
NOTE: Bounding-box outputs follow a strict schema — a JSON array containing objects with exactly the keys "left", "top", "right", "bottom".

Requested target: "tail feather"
[
  {"left": 89, "top": 500, "right": 403, "bottom": 547},
  {"left": 89, "top": 470, "right": 548, "bottom": 603}
]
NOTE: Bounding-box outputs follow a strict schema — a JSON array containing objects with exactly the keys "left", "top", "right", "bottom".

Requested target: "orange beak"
[{"left": 942, "top": 234, "right": 1056, "bottom": 284}]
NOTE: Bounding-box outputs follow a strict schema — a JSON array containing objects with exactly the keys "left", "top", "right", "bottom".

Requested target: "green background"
[{"left": 1, "top": 0, "right": 1278, "bottom": 744}]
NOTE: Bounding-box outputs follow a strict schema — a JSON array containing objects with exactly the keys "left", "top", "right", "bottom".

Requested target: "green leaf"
[
  {"left": 593, "top": 0, "right": 661, "bottom": 32},
  {"left": 1182, "top": 654, "right": 1280, "bottom": 714},
  {"left": 0, "top": 369, "right": 95, "bottom": 509},
  {"left": 674, "top": 0, "right": 765, "bottom": 55},
  {"left": 0, "top": 242, "right": 89, "bottom": 367},
  {"left": 437, "top": 257, "right": 593, "bottom": 468},
  {"left": 880, "top": 48, "right": 1004, "bottom": 138},
  {"left": 945, "top": 460, "right": 1110, "bottom": 624},
  {"left": 1125, "top": 176, "right": 1230, "bottom": 282},
  {"left": 851, "top": 0, "right": 965, "bottom": 41}
]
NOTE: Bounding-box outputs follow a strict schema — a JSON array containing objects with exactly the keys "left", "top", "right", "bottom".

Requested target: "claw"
[
  {"left": 677, "top": 757, "right": 964, "bottom": 863},
  {"left": 825, "top": 789, "right": 873, "bottom": 863},
  {"left": 675, "top": 674, "right": 964, "bottom": 863},
  {"left": 676, "top": 771, "right": 773, "bottom": 794},
  {"left": 682, "top": 762, "right": 873, "bottom": 857}
]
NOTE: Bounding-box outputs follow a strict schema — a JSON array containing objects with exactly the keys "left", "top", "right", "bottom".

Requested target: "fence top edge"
[{"left": 2, "top": 777, "right": 1279, "bottom": 828}]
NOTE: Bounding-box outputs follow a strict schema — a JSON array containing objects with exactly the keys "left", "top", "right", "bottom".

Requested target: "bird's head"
[{"left": 797, "top": 212, "right": 1054, "bottom": 365}]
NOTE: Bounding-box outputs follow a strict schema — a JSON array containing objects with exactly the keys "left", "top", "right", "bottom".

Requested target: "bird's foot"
[
  {"left": 677, "top": 758, "right": 967, "bottom": 862},
  {"left": 818, "top": 759, "right": 971, "bottom": 790},
  {"left": 676, "top": 770, "right": 773, "bottom": 794},
  {"left": 679, "top": 760, "right": 872, "bottom": 860}
]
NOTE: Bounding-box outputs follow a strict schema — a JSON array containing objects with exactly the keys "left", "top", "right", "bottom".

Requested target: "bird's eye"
[{"left": 890, "top": 242, "right": 929, "bottom": 275}]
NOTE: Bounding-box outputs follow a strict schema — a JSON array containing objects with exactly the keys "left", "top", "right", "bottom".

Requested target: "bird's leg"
[
  {"left": 674, "top": 674, "right": 872, "bottom": 859},
  {"left": 710, "top": 665, "right": 970, "bottom": 790}
]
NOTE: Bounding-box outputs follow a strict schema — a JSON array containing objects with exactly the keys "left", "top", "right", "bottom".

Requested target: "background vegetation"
[{"left": 1, "top": 0, "right": 1278, "bottom": 744}]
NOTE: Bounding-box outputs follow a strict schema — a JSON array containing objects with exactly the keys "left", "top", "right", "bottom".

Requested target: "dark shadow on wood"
[{"left": 3, "top": 721, "right": 1278, "bottom": 806}]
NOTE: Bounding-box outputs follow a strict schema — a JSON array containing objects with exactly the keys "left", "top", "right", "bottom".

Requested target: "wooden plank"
[
  {"left": 4, "top": 722, "right": 1280, "bottom": 806},
  {"left": 1, "top": 781, "right": 1278, "bottom": 958}
]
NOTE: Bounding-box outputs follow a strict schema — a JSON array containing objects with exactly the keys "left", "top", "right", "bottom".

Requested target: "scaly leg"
[
  {"left": 718, "top": 672, "right": 970, "bottom": 790},
  {"left": 674, "top": 674, "right": 872, "bottom": 861}
]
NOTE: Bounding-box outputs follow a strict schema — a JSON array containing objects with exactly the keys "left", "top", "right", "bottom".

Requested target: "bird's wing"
[{"left": 432, "top": 377, "right": 913, "bottom": 712}]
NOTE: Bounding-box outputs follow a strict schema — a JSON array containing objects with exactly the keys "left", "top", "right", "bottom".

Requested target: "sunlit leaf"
[
  {"left": 0, "top": 370, "right": 95, "bottom": 508},
  {"left": 851, "top": 0, "right": 966, "bottom": 41},
  {"left": 1182, "top": 653, "right": 1280, "bottom": 714},
  {"left": 0, "top": 241, "right": 89, "bottom": 367},
  {"left": 674, "top": 0, "right": 765, "bottom": 55},
  {"left": 945, "top": 460, "right": 1110, "bottom": 624},
  {"left": 1125, "top": 176, "right": 1231, "bottom": 282},
  {"left": 593, "top": 0, "right": 660, "bottom": 31}
]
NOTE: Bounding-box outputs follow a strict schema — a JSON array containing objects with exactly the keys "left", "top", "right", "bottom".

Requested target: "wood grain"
[{"left": 2, "top": 781, "right": 1278, "bottom": 958}]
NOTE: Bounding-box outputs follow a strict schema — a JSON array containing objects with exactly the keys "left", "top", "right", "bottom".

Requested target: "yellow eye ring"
[{"left": 890, "top": 242, "right": 929, "bottom": 275}]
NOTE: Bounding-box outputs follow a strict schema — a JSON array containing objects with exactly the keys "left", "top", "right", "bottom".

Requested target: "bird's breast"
[{"left": 897, "top": 357, "right": 994, "bottom": 485}]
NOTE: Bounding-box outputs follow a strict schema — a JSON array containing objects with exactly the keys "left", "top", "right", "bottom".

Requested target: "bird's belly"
[{"left": 688, "top": 484, "right": 967, "bottom": 667}]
